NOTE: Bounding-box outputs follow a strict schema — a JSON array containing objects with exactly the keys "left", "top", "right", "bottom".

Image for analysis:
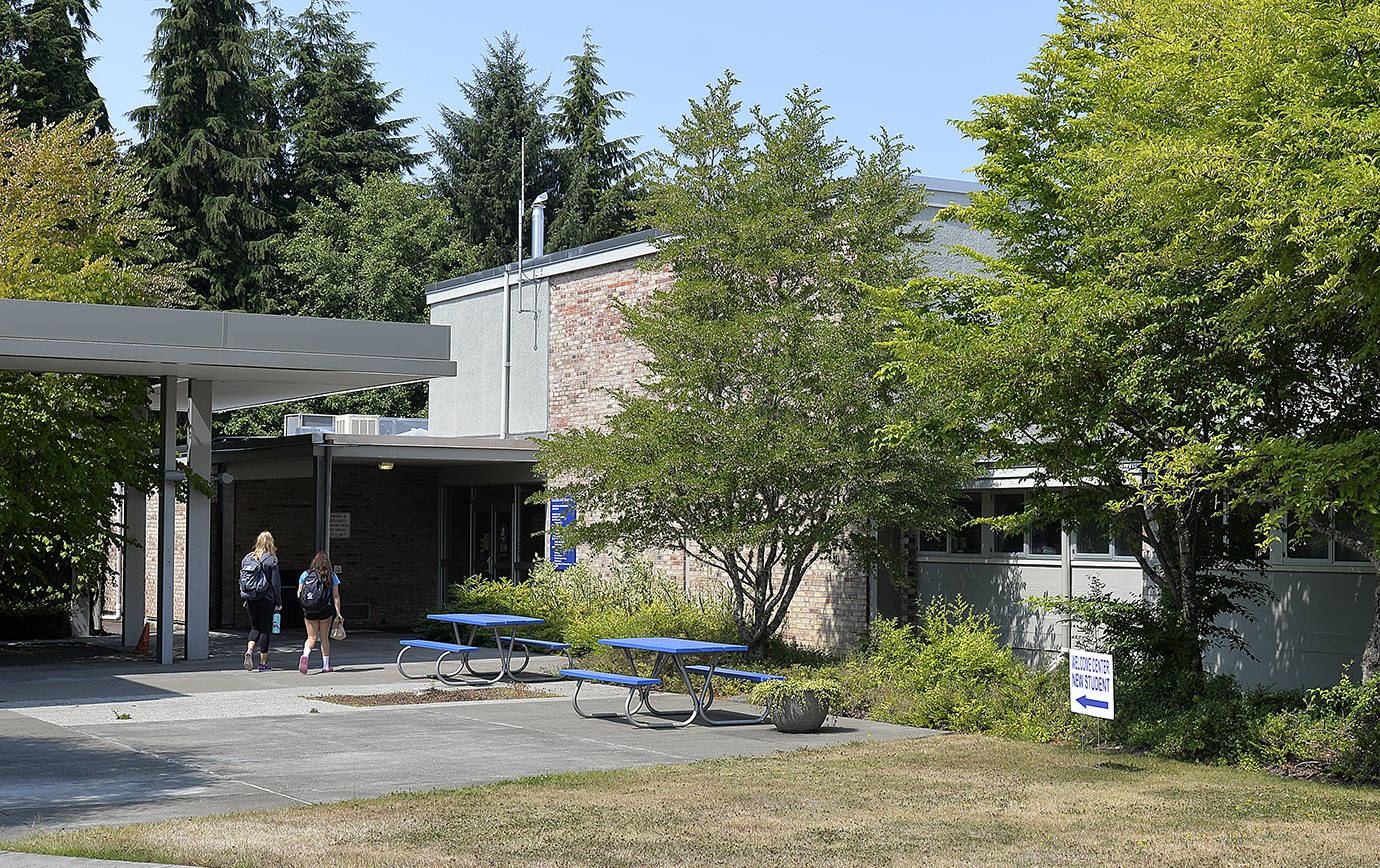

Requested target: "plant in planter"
[{"left": 751, "top": 675, "right": 845, "bottom": 733}]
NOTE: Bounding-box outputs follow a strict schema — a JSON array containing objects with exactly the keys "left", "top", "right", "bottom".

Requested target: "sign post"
[{"left": 548, "top": 499, "right": 576, "bottom": 569}]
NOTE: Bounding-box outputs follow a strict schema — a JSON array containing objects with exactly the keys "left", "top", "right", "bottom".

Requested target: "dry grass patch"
[
  {"left": 309, "top": 686, "right": 558, "bottom": 707},
  {"left": 10, "top": 734, "right": 1380, "bottom": 867}
]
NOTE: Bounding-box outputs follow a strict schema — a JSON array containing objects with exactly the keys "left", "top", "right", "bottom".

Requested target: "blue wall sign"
[{"left": 548, "top": 499, "right": 576, "bottom": 569}]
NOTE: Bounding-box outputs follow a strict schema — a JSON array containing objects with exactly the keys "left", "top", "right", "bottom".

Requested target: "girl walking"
[
  {"left": 297, "top": 551, "right": 342, "bottom": 674},
  {"left": 240, "top": 531, "right": 282, "bottom": 672}
]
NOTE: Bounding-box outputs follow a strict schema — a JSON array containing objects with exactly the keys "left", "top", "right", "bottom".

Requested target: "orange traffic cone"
[{"left": 134, "top": 622, "right": 149, "bottom": 655}]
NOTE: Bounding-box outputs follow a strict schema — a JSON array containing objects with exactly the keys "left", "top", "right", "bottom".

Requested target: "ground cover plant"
[{"left": 12, "top": 734, "right": 1380, "bottom": 867}]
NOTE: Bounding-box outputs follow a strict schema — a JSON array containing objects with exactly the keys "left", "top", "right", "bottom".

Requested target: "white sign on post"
[{"left": 1069, "top": 648, "right": 1115, "bottom": 720}]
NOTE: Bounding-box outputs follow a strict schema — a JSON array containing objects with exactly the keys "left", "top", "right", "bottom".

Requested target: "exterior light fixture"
[{"left": 377, "top": 461, "right": 394, "bottom": 471}]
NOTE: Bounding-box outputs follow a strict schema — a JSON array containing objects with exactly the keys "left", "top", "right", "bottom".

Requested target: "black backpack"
[
  {"left": 298, "top": 568, "right": 331, "bottom": 614},
  {"left": 239, "top": 553, "right": 270, "bottom": 601}
]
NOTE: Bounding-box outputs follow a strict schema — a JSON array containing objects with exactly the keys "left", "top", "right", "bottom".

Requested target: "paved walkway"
[{"left": 0, "top": 630, "right": 938, "bottom": 865}]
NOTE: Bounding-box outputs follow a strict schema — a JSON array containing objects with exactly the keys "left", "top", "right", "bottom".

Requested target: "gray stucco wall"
[
  {"left": 429, "top": 279, "right": 549, "bottom": 438},
  {"left": 915, "top": 184, "right": 1000, "bottom": 279}
]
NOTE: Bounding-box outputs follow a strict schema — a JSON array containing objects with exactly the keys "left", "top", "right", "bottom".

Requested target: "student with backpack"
[
  {"left": 239, "top": 531, "right": 283, "bottom": 671},
  {"left": 297, "top": 550, "right": 342, "bottom": 674}
]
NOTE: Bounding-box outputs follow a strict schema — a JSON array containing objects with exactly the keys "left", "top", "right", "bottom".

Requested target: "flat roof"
[
  {"left": 0, "top": 298, "right": 456, "bottom": 411},
  {"left": 425, "top": 177, "right": 985, "bottom": 306}
]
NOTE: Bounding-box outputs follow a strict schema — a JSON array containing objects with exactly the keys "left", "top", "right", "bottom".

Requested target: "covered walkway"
[{"left": 0, "top": 298, "right": 456, "bottom": 663}]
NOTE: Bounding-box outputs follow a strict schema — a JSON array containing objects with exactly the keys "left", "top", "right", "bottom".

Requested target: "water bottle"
[{"left": 271, "top": 612, "right": 281, "bottom": 634}]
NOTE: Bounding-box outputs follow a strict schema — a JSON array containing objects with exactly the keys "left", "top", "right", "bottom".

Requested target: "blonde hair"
[{"left": 254, "top": 531, "right": 276, "bottom": 558}]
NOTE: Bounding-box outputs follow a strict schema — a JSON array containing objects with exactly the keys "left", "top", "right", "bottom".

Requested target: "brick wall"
[
  {"left": 547, "top": 255, "right": 872, "bottom": 655},
  {"left": 326, "top": 464, "right": 439, "bottom": 627},
  {"left": 226, "top": 467, "right": 439, "bottom": 629}
]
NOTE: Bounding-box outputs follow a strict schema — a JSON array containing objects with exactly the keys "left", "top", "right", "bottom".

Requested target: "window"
[
  {"left": 1075, "top": 521, "right": 1110, "bottom": 555},
  {"left": 992, "top": 493, "right": 1026, "bottom": 554},
  {"left": 1031, "top": 520, "right": 1062, "bottom": 556},
  {"left": 1286, "top": 509, "right": 1372, "bottom": 563},
  {"left": 952, "top": 495, "right": 983, "bottom": 554},
  {"left": 1286, "top": 512, "right": 1330, "bottom": 560}
]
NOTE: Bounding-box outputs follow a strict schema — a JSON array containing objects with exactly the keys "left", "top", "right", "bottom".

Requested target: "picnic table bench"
[
  {"left": 396, "top": 638, "right": 480, "bottom": 681},
  {"left": 684, "top": 664, "right": 783, "bottom": 709},
  {"left": 558, "top": 668, "right": 663, "bottom": 725}
]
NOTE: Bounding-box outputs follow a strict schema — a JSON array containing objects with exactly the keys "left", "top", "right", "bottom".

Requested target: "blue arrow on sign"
[{"left": 1076, "top": 695, "right": 1110, "bottom": 710}]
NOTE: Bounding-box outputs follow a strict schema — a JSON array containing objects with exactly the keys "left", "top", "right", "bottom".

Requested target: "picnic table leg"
[{"left": 455, "top": 624, "right": 506, "bottom": 684}]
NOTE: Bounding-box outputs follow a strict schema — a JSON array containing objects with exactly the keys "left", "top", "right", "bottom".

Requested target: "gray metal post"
[
  {"left": 121, "top": 480, "right": 147, "bottom": 647},
  {"left": 156, "top": 376, "right": 178, "bottom": 665},
  {"left": 313, "top": 438, "right": 333, "bottom": 552},
  {"left": 184, "top": 379, "right": 212, "bottom": 660}
]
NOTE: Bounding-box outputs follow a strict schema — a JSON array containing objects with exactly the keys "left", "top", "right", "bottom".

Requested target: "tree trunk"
[{"left": 1363, "top": 565, "right": 1380, "bottom": 684}]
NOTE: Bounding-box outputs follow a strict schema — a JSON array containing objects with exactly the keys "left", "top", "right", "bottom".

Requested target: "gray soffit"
[
  {"left": 0, "top": 298, "right": 456, "bottom": 411},
  {"left": 214, "top": 432, "right": 540, "bottom": 466}
]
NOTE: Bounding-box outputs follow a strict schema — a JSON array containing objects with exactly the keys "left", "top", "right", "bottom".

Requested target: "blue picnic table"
[
  {"left": 396, "top": 613, "right": 571, "bottom": 684},
  {"left": 560, "top": 636, "right": 782, "bottom": 728}
]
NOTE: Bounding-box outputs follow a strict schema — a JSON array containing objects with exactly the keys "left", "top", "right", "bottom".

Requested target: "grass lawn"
[{"left": 9, "top": 733, "right": 1380, "bottom": 867}]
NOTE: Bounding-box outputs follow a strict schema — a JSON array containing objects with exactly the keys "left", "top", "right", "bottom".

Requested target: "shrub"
[
  {"left": 832, "top": 601, "right": 1077, "bottom": 740},
  {"left": 1253, "top": 673, "right": 1380, "bottom": 782},
  {"left": 422, "top": 558, "right": 737, "bottom": 660}
]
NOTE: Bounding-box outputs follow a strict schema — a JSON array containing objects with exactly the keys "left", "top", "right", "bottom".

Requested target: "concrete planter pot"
[{"left": 769, "top": 691, "right": 830, "bottom": 733}]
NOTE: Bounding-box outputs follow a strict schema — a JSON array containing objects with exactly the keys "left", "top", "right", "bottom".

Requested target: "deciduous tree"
[{"left": 537, "top": 76, "right": 971, "bottom": 657}]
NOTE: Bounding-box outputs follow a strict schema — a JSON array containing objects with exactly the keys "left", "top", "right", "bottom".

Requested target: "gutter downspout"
[{"left": 1061, "top": 521, "right": 1073, "bottom": 651}]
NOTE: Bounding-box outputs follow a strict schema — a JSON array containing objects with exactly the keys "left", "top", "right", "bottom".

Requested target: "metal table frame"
[
  {"left": 594, "top": 637, "right": 763, "bottom": 727},
  {"left": 427, "top": 613, "right": 546, "bottom": 684}
]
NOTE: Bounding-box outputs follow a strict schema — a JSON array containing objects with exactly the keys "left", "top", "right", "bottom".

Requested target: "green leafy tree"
[
  {"left": 429, "top": 31, "right": 554, "bottom": 269},
  {"left": 0, "top": 112, "right": 180, "bottom": 608},
  {"left": 267, "top": 0, "right": 421, "bottom": 210},
  {"left": 217, "top": 174, "right": 476, "bottom": 435},
  {"left": 131, "top": 0, "right": 275, "bottom": 312},
  {"left": 537, "top": 75, "right": 973, "bottom": 657},
  {"left": 7, "top": 0, "right": 107, "bottom": 131},
  {"left": 545, "top": 30, "right": 640, "bottom": 251},
  {"left": 878, "top": 0, "right": 1380, "bottom": 676}
]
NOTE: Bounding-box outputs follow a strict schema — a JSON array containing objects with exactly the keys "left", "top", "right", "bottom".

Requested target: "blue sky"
[{"left": 88, "top": 1, "right": 1063, "bottom": 181}]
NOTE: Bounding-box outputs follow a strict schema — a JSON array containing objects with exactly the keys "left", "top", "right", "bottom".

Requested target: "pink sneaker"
[
  {"left": 321, "top": 665, "right": 334, "bottom": 673},
  {"left": 298, "top": 654, "right": 309, "bottom": 675}
]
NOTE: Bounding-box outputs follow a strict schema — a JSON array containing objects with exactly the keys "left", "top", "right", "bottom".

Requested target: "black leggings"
[{"left": 246, "top": 598, "right": 275, "bottom": 653}]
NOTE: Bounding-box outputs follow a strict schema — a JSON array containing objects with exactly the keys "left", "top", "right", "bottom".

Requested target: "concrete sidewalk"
[{"left": 0, "top": 629, "right": 938, "bottom": 862}]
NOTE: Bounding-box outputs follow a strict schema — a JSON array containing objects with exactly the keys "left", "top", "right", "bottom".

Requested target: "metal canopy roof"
[{"left": 0, "top": 298, "right": 456, "bottom": 411}]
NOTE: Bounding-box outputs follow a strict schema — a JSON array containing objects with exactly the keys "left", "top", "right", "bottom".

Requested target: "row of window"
[
  {"left": 917, "top": 493, "right": 1138, "bottom": 559},
  {"left": 917, "top": 492, "right": 1368, "bottom": 565}
]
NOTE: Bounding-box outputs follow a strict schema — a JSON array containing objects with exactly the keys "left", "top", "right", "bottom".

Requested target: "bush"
[
  {"left": 421, "top": 559, "right": 737, "bottom": 660},
  {"left": 832, "top": 601, "right": 1077, "bottom": 740},
  {"left": 1253, "top": 674, "right": 1380, "bottom": 782}
]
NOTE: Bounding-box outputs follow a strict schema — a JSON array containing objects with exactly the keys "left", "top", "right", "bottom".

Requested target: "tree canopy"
[
  {"left": 879, "top": 0, "right": 1380, "bottom": 679},
  {"left": 131, "top": 0, "right": 275, "bottom": 312},
  {"left": 537, "top": 75, "right": 972, "bottom": 656},
  {"left": 430, "top": 32, "right": 554, "bottom": 270},
  {"left": 545, "top": 30, "right": 641, "bottom": 251},
  {"left": 0, "top": 113, "right": 178, "bottom": 605},
  {"left": 2, "top": 0, "right": 107, "bottom": 131},
  {"left": 266, "top": 0, "right": 421, "bottom": 211}
]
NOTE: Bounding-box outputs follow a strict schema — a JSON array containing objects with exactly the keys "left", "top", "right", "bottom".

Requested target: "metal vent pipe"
[{"left": 531, "top": 191, "right": 548, "bottom": 258}]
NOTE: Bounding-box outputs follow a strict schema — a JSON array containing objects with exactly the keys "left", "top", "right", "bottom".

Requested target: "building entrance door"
[{"left": 442, "top": 484, "right": 544, "bottom": 586}]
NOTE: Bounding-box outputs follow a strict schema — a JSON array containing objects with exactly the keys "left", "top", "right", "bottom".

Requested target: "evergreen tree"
[
  {"left": 546, "top": 30, "right": 640, "bottom": 251},
  {"left": 131, "top": 0, "right": 275, "bottom": 312},
  {"left": 269, "top": 0, "right": 421, "bottom": 210},
  {"left": 10, "top": 0, "right": 107, "bottom": 131},
  {"left": 0, "top": 2, "right": 21, "bottom": 109},
  {"left": 430, "top": 32, "right": 554, "bottom": 269}
]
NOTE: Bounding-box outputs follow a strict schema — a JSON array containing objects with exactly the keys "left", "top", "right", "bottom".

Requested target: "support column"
[
  {"left": 313, "top": 438, "right": 333, "bottom": 552},
  {"left": 184, "top": 379, "right": 212, "bottom": 661},
  {"left": 121, "top": 481, "right": 147, "bottom": 647},
  {"left": 156, "top": 376, "right": 178, "bottom": 665}
]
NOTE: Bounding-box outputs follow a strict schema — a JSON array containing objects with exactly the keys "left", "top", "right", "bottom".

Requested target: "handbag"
[{"left": 329, "top": 616, "right": 346, "bottom": 641}]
